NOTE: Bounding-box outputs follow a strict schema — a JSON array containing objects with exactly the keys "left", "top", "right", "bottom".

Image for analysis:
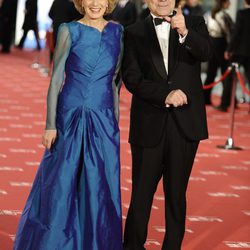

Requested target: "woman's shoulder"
[
  {"left": 61, "top": 21, "right": 78, "bottom": 29},
  {"left": 57, "top": 22, "right": 77, "bottom": 34},
  {"left": 59, "top": 21, "right": 82, "bottom": 32},
  {"left": 57, "top": 21, "right": 81, "bottom": 43},
  {"left": 215, "top": 10, "right": 224, "bottom": 18},
  {"left": 62, "top": 21, "right": 84, "bottom": 34},
  {"left": 108, "top": 22, "right": 124, "bottom": 33},
  {"left": 214, "top": 11, "right": 226, "bottom": 24},
  {"left": 57, "top": 22, "right": 71, "bottom": 35}
]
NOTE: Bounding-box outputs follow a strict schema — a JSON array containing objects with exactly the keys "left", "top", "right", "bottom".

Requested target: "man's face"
[{"left": 146, "top": 0, "right": 176, "bottom": 17}]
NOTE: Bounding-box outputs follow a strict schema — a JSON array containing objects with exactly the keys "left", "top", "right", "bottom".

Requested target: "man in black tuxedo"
[
  {"left": 49, "top": 0, "right": 82, "bottom": 45},
  {"left": 225, "top": 0, "right": 250, "bottom": 86},
  {"left": 122, "top": 0, "right": 212, "bottom": 249},
  {"left": 105, "top": 0, "right": 137, "bottom": 27}
]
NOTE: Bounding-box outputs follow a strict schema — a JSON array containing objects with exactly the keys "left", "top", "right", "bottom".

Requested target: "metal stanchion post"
[
  {"left": 217, "top": 63, "right": 242, "bottom": 150},
  {"left": 37, "top": 29, "right": 53, "bottom": 77},
  {"left": 31, "top": 48, "right": 50, "bottom": 77},
  {"left": 31, "top": 50, "right": 41, "bottom": 69},
  {"left": 38, "top": 47, "right": 50, "bottom": 77}
]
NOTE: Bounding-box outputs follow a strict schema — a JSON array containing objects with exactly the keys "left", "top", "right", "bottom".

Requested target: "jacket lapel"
[{"left": 145, "top": 16, "right": 168, "bottom": 80}]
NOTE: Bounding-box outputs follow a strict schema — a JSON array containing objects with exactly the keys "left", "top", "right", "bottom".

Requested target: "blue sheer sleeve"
[{"left": 45, "top": 23, "right": 71, "bottom": 130}]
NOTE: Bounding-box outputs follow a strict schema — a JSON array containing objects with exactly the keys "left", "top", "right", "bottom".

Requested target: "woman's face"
[
  {"left": 223, "top": 0, "right": 230, "bottom": 9},
  {"left": 82, "top": 0, "right": 108, "bottom": 19}
]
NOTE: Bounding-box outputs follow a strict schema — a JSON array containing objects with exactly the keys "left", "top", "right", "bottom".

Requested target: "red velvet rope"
[
  {"left": 46, "top": 30, "right": 54, "bottom": 53},
  {"left": 203, "top": 67, "right": 233, "bottom": 90},
  {"left": 236, "top": 69, "right": 250, "bottom": 96}
]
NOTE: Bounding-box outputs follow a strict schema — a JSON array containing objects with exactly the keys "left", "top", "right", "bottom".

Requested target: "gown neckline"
[{"left": 75, "top": 21, "right": 111, "bottom": 34}]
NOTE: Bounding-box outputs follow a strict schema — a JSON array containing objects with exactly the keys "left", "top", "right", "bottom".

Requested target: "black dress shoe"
[
  {"left": 1, "top": 49, "right": 10, "bottom": 54},
  {"left": 214, "top": 105, "right": 227, "bottom": 112},
  {"left": 15, "top": 44, "right": 23, "bottom": 50}
]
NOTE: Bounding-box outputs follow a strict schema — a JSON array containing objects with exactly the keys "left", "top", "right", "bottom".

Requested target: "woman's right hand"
[{"left": 42, "top": 130, "right": 57, "bottom": 150}]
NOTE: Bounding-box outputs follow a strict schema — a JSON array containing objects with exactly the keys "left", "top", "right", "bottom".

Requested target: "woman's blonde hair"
[{"left": 73, "top": 0, "right": 117, "bottom": 15}]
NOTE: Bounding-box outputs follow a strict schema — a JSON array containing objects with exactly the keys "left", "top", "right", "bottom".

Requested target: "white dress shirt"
[
  {"left": 151, "top": 13, "right": 171, "bottom": 73},
  {"left": 151, "top": 13, "right": 187, "bottom": 74}
]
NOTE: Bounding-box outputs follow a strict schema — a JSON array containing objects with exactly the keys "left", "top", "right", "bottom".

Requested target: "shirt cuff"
[{"left": 179, "top": 32, "right": 188, "bottom": 44}]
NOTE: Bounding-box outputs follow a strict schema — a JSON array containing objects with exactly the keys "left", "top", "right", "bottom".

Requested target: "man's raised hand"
[{"left": 165, "top": 5, "right": 188, "bottom": 37}]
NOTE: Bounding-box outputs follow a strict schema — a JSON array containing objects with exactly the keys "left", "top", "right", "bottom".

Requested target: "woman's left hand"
[{"left": 42, "top": 129, "right": 57, "bottom": 150}]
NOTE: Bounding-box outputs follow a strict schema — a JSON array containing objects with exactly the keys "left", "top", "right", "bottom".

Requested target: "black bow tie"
[
  {"left": 154, "top": 18, "right": 167, "bottom": 26},
  {"left": 154, "top": 11, "right": 177, "bottom": 26}
]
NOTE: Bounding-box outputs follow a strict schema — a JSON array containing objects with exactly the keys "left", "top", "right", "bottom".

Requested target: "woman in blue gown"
[{"left": 13, "top": 0, "right": 123, "bottom": 249}]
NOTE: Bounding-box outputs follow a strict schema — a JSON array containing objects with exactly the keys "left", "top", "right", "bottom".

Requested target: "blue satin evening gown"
[{"left": 14, "top": 21, "right": 123, "bottom": 250}]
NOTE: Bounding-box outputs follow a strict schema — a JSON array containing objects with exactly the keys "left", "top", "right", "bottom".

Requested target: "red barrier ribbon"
[
  {"left": 236, "top": 69, "right": 250, "bottom": 96},
  {"left": 203, "top": 67, "right": 233, "bottom": 90}
]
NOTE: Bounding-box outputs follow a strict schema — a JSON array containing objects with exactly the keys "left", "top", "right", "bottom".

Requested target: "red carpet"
[{"left": 0, "top": 50, "right": 250, "bottom": 250}]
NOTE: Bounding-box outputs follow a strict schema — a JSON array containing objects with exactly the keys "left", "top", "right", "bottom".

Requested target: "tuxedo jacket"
[
  {"left": 106, "top": 2, "right": 137, "bottom": 27},
  {"left": 122, "top": 15, "right": 212, "bottom": 147},
  {"left": 182, "top": 4, "right": 204, "bottom": 16},
  {"left": 227, "top": 8, "right": 250, "bottom": 57}
]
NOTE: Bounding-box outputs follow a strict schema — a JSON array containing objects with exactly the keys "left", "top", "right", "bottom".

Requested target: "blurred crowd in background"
[{"left": 0, "top": 0, "right": 249, "bottom": 112}]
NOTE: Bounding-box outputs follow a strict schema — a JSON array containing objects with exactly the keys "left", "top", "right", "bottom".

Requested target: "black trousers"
[
  {"left": 123, "top": 113, "right": 199, "bottom": 250},
  {"left": 1, "top": 20, "right": 13, "bottom": 53},
  {"left": 204, "top": 37, "right": 233, "bottom": 107},
  {"left": 18, "top": 27, "right": 41, "bottom": 50}
]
